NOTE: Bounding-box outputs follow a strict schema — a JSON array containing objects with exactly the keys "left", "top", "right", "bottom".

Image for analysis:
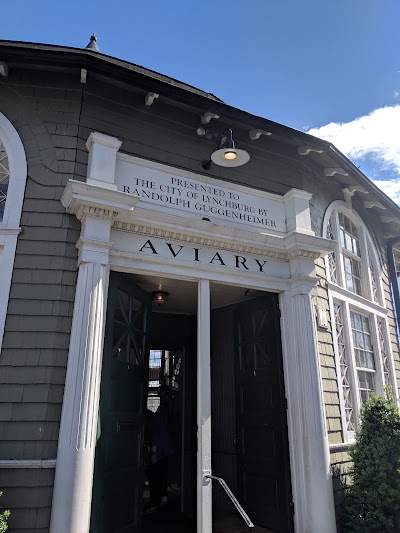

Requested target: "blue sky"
[{"left": 2, "top": 0, "right": 400, "bottom": 201}]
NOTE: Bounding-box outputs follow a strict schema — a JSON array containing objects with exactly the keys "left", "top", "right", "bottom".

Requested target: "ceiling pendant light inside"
[{"left": 151, "top": 290, "right": 169, "bottom": 306}]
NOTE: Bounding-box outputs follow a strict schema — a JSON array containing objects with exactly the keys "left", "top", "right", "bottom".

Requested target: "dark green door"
[
  {"left": 90, "top": 273, "right": 151, "bottom": 533},
  {"left": 234, "top": 294, "right": 293, "bottom": 533}
]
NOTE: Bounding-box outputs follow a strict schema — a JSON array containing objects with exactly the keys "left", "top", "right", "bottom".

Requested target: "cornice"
[
  {"left": 76, "top": 205, "right": 120, "bottom": 222},
  {"left": 61, "top": 180, "right": 140, "bottom": 221},
  {"left": 287, "top": 249, "right": 322, "bottom": 260},
  {"left": 112, "top": 221, "right": 288, "bottom": 260}
]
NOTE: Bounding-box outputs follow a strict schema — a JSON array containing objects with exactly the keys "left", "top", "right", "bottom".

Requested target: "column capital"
[{"left": 76, "top": 237, "right": 113, "bottom": 266}]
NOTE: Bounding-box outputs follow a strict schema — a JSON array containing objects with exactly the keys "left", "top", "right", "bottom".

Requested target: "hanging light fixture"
[
  {"left": 202, "top": 128, "right": 250, "bottom": 169},
  {"left": 151, "top": 290, "right": 169, "bottom": 305}
]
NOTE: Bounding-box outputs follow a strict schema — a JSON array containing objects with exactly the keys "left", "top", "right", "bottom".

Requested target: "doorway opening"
[{"left": 90, "top": 273, "right": 292, "bottom": 533}]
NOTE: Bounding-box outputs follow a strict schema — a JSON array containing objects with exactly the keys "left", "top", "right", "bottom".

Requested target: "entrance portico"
[{"left": 50, "top": 132, "right": 336, "bottom": 533}]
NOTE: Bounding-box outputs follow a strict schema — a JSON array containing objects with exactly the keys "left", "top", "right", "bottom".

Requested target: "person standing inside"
[{"left": 146, "top": 384, "right": 174, "bottom": 512}]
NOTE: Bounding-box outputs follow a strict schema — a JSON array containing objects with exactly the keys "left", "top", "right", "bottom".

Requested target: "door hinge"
[{"left": 289, "top": 501, "right": 295, "bottom": 516}]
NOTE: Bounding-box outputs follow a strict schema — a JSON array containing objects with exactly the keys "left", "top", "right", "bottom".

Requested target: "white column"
[
  {"left": 50, "top": 258, "right": 110, "bottom": 533},
  {"left": 50, "top": 131, "right": 124, "bottom": 533},
  {"left": 197, "top": 279, "right": 212, "bottom": 533},
  {"left": 281, "top": 277, "right": 336, "bottom": 533}
]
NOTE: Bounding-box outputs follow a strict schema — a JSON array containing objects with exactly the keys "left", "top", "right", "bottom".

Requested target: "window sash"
[
  {"left": 350, "top": 310, "right": 378, "bottom": 406},
  {"left": 344, "top": 255, "right": 362, "bottom": 295}
]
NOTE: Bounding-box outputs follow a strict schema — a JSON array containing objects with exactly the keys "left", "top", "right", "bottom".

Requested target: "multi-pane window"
[
  {"left": 0, "top": 140, "right": 9, "bottom": 221},
  {"left": 350, "top": 311, "right": 376, "bottom": 404},
  {"left": 324, "top": 203, "right": 397, "bottom": 441},
  {"left": 339, "top": 214, "right": 362, "bottom": 295},
  {"left": 325, "top": 210, "right": 381, "bottom": 304}
]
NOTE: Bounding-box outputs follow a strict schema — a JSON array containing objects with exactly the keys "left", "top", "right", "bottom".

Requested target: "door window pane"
[{"left": 113, "top": 289, "right": 146, "bottom": 366}]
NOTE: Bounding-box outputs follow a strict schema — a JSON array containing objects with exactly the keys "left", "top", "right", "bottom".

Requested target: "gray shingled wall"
[
  {"left": 0, "top": 73, "right": 82, "bottom": 532},
  {"left": 303, "top": 170, "right": 400, "bottom": 522},
  {"left": 0, "top": 68, "right": 399, "bottom": 532},
  {"left": 0, "top": 71, "right": 311, "bottom": 532}
]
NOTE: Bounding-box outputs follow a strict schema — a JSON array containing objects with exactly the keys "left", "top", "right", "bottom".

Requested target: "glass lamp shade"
[{"left": 151, "top": 291, "right": 169, "bottom": 305}]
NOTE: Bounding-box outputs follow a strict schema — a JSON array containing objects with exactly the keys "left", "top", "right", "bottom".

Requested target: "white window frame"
[
  {"left": 323, "top": 201, "right": 398, "bottom": 443},
  {"left": 0, "top": 112, "right": 27, "bottom": 353}
]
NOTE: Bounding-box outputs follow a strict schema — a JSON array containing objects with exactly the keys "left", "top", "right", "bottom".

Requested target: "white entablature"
[{"left": 52, "top": 132, "right": 337, "bottom": 533}]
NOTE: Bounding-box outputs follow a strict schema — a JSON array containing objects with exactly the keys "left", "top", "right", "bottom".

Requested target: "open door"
[
  {"left": 234, "top": 294, "right": 293, "bottom": 533},
  {"left": 90, "top": 273, "right": 151, "bottom": 533}
]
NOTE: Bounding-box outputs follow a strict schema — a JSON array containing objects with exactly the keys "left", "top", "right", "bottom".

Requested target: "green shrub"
[
  {"left": 0, "top": 492, "right": 10, "bottom": 533},
  {"left": 343, "top": 392, "right": 400, "bottom": 532}
]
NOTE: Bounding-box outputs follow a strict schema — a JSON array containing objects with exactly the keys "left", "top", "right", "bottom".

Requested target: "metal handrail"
[{"left": 205, "top": 474, "right": 254, "bottom": 528}]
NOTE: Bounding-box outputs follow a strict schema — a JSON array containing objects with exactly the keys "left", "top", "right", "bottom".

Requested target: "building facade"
[{"left": 0, "top": 40, "right": 399, "bottom": 533}]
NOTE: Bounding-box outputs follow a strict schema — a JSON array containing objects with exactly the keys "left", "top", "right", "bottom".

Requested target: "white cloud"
[
  {"left": 371, "top": 179, "right": 400, "bottom": 205},
  {"left": 307, "top": 105, "right": 400, "bottom": 204}
]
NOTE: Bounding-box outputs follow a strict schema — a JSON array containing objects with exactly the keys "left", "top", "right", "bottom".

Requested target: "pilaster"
[
  {"left": 50, "top": 132, "right": 124, "bottom": 533},
  {"left": 50, "top": 259, "right": 110, "bottom": 533},
  {"left": 281, "top": 255, "right": 336, "bottom": 532}
]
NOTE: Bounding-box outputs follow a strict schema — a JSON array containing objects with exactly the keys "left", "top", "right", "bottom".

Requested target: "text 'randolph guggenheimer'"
[{"left": 117, "top": 169, "right": 284, "bottom": 232}]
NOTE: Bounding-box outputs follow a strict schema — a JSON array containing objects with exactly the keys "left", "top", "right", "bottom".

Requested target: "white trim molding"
[
  {"left": 0, "top": 111, "right": 27, "bottom": 354},
  {"left": 0, "top": 459, "right": 56, "bottom": 469},
  {"left": 323, "top": 200, "right": 399, "bottom": 445},
  {"left": 53, "top": 132, "right": 338, "bottom": 533}
]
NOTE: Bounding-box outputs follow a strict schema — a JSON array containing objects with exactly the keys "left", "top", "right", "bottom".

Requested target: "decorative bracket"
[
  {"left": 364, "top": 200, "right": 386, "bottom": 210},
  {"left": 145, "top": 92, "right": 159, "bottom": 106},
  {"left": 381, "top": 216, "right": 400, "bottom": 225},
  {"left": 342, "top": 185, "right": 368, "bottom": 196},
  {"left": 200, "top": 111, "right": 220, "bottom": 124},
  {"left": 0, "top": 62, "right": 9, "bottom": 77},
  {"left": 323, "top": 167, "right": 349, "bottom": 177},
  {"left": 298, "top": 146, "right": 324, "bottom": 156},
  {"left": 342, "top": 185, "right": 368, "bottom": 207},
  {"left": 249, "top": 129, "right": 272, "bottom": 140}
]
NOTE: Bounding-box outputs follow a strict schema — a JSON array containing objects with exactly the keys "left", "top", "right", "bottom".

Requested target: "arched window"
[
  {"left": 323, "top": 202, "right": 398, "bottom": 442},
  {"left": 325, "top": 205, "right": 382, "bottom": 304},
  {"left": 0, "top": 112, "right": 27, "bottom": 352}
]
